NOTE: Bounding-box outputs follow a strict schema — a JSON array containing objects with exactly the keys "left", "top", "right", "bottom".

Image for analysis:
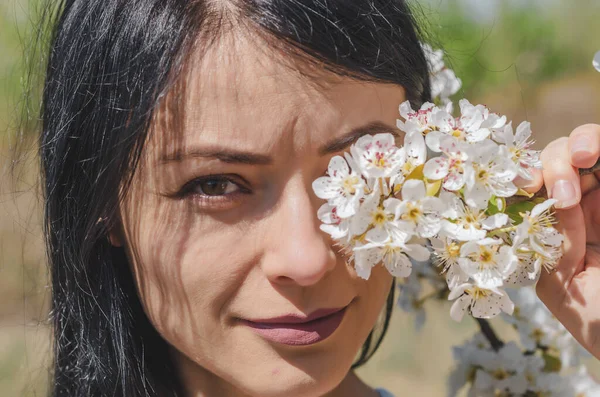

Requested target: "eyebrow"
[
  {"left": 159, "top": 121, "right": 400, "bottom": 165},
  {"left": 318, "top": 121, "right": 401, "bottom": 156}
]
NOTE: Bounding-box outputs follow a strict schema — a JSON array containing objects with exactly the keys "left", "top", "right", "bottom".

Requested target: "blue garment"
[{"left": 376, "top": 388, "right": 395, "bottom": 397}]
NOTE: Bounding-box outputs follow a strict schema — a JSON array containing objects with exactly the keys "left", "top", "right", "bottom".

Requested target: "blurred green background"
[{"left": 1, "top": 0, "right": 599, "bottom": 396}]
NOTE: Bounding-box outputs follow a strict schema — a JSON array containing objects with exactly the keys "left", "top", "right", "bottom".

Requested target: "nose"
[{"left": 261, "top": 176, "right": 337, "bottom": 287}]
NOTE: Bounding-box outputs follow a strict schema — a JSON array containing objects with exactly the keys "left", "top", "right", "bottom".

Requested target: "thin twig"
[{"left": 475, "top": 318, "right": 504, "bottom": 352}]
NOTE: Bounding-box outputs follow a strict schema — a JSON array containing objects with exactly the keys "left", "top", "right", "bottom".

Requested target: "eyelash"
[{"left": 179, "top": 175, "right": 251, "bottom": 208}]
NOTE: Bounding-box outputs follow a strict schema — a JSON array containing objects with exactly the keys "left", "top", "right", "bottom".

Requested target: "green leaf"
[
  {"left": 542, "top": 352, "right": 562, "bottom": 373},
  {"left": 486, "top": 196, "right": 504, "bottom": 215},
  {"left": 505, "top": 201, "right": 537, "bottom": 223}
]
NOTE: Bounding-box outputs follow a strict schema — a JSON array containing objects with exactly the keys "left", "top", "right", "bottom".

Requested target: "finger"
[
  {"left": 513, "top": 167, "right": 543, "bottom": 194},
  {"left": 569, "top": 124, "right": 600, "bottom": 169},
  {"left": 541, "top": 137, "right": 581, "bottom": 209},
  {"left": 536, "top": 204, "right": 586, "bottom": 316}
]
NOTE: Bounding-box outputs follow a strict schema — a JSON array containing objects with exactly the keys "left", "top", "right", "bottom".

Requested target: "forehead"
[{"left": 148, "top": 32, "right": 406, "bottom": 159}]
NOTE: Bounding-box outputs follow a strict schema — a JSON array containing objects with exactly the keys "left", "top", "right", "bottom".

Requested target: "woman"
[{"left": 39, "top": 0, "right": 600, "bottom": 396}]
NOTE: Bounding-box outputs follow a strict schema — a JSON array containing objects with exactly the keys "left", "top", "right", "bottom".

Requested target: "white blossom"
[
  {"left": 316, "top": 203, "right": 350, "bottom": 240},
  {"left": 399, "top": 131, "right": 427, "bottom": 178},
  {"left": 350, "top": 193, "right": 412, "bottom": 243},
  {"left": 353, "top": 238, "right": 430, "bottom": 279},
  {"left": 440, "top": 191, "right": 509, "bottom": 242},
  {"left": 513, "top": 199, "right": 563, "bottom": 274},
  {"left": 421, "top": 43, "right": 462, "bottom": 104},
  {"left": 396, "top": 179, "right": 446, "bottom": 238},
  {"left": 312, "top": 153, "right": 366, "bottom": 218},
  {"left": 493, "top": 121, "right": 542, "bottom": 180},
  {"left": 458, "top": 238, "right": 518, "bottom": 289},
  {"left": 463, "top": 140, "right": 518, "bottom": 209},
  {"left": 427, "top": 99, "right": 505, "bottom": 146},
  {"left": 423, "top": 136, "right": 473, "bottom": 191},
  {"left": 503, "top": 287, "right": 590, "bottom": 367},
  {"left": 350, "top": 133, "right": 406, "bottom": 180},
  {"left": 449, "top": 283, "right": 514, "bottom": 321},
  {"left": 594, "top": 50, "right": 600, "bottom": 72},
  {"left": 396, "top": 101, "right": 437, "bottom": 136}
]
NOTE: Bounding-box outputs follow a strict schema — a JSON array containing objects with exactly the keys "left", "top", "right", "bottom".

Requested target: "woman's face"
[{"left": 117, "top": 33, "right": 406, "bottom": 397}]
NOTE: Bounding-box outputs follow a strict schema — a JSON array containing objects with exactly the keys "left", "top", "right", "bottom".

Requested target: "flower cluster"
[
  {"left": 449, "top": 335, "right": 599, "bottom": 396},
  {"left": 448, "top": 288, "right": 597, "bottom": 397},
  {"left": 312, "top": 96, "right": 559, "bottom": 322},
  {"left": 422, "top": 43, "right": 462, "bottom": 104}
]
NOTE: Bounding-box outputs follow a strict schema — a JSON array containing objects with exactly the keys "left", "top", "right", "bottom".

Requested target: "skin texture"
[
  {"left": 522, "top": 124, "right": 600, "bottom": 361},
  {"left": 112, "top": 30, "right": 404, "bottom": 397}
]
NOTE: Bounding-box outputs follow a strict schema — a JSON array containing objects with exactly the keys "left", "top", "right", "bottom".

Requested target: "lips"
[{"left": 240, "top": 306, "right": 349, "bottom": 346}]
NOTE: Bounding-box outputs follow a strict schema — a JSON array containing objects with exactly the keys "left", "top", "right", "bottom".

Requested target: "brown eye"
[{"left": 196, "top": 178, "right": 239, "bottom": 196}]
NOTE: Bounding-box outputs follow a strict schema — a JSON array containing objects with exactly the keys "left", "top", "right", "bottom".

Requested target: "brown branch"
[{"left": 475, "top": 318, "right": 504, "bottom": 352}]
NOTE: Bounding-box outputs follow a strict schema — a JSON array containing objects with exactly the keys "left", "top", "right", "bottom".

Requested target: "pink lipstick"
[{"left": 241, "top": 306, "right": 348, "bottom": 346}]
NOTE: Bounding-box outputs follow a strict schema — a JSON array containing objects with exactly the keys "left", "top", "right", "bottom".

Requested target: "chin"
[{"left": 236, "top": 362, "right": 349, "bottom": 397}]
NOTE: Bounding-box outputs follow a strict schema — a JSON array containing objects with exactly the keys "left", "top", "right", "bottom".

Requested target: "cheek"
[
  {"left": 122, "top": 197, "right": 253, "bottom": 355},
  {"left": 352, "top": 265, "right": 394, "bottom": 337}
]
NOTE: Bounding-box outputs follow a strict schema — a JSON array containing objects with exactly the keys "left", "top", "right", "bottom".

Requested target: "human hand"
[{"left": 529, "top": 124, "right": 600, "bottom": 359}]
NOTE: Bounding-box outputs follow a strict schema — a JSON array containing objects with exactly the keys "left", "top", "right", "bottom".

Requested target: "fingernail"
[
  {"left": 514, "top": 176, "right": 536, "bottom": 189},
  {"left": 551, "top": 180, "right": 577, "bottom": 208},
  {"left": 571, "top": 137, "right": 593, "bottom": 157}
]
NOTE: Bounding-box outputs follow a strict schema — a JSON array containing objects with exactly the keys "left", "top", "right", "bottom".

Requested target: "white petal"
[
  {"left": 466, "top": 128, "right": 491, "bottom": 143},
  {"left": 353, "top": 246, "right": 382, "bottom": 279},
  {"left": 312, "top": 177, "right": 339, "bottom": 199},
  {"left": 515, "top": 121, "right": 532, "bottom": 145},
  {"left": 333, "top": 195, "right": 359, "bottom": 219},
  {"left": 464, "top": 183, "right": 491, "bottom": 209},
  {"left": 442, "top": 220, "right": 486, "bottom": 242},
  {"left": 404, "top": 243, "right": 431, "bottom": 262},
  {"left": 401, "top": 179, "right": 426, "bottom": 201},
  {"left": 498, "top": 290, "right": 514, "bottom": 315},
  {"left": 540, "top": 227, "right": 563, "bottom": 247},
  {"left": 425, "top": 130, "right": 446, "bottom": 152},
  {"left": 531, "top": 199, "right": 557, "bottom": 217},
  {"left": 398, "top": 100, "right": 414, "bottom": 119},
  {"left": 384, "top": 252, "right": 413, "bottom": 277},
  {"left": 497, "top": 245, "right": 519, "bottom": 276},
  {"left": 405, "top": 132, "right": 427, "bottom": 163},
  {"left": 327, "top": 155, "right": 350, "bottom": 179},
  {"left": 442, "top": 169, "right": 467, "bottom": 191},
  {"left": 416, "top": 216, "right": 441, "bottom": 238},
  {"left": 448, "top": 283, "right": 471, "bottom": 300},
  {"left": 473, "top": 370, "right": 494, "bottom": 391},
  {"left": 471, "top": 293, "right": 503, "bottom": 319},
  {"left": 450, "top": 295, "right": 471, "bottom": 322},
  {"left": 493, "top": 123, "right": 514, "bottom": 145},
  {"left": 593, "top": 50, "right": 600, "bottom": 72},
  {"left": 481, "top": 213, "right": 509, "bottom": 230},
  {"left": 446, "top": 264, "right": 469, "bottom": 290},
  {"left": 490, "top": 181, "right": 517, "bottom": 198},
  {"left": 317, "top": 203, "right": 336, "bottom": 223},
  {"left": 421, "top": 196, "right": 446, "bottom": 213},
  {"left": 354, "top": 263, "right": 372, "bottom": 280},
  {"left": 476, "top": 237, "right": 504, "bottom": 246},
  {"left": 320, "top": 223, "right": 348, "bottom": 239},
  {"left": 366, "top": 226, "right": 391, "bottom": 244},
  {"left": 424, "top": 157, "right": 449, "bottom": 180}
]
